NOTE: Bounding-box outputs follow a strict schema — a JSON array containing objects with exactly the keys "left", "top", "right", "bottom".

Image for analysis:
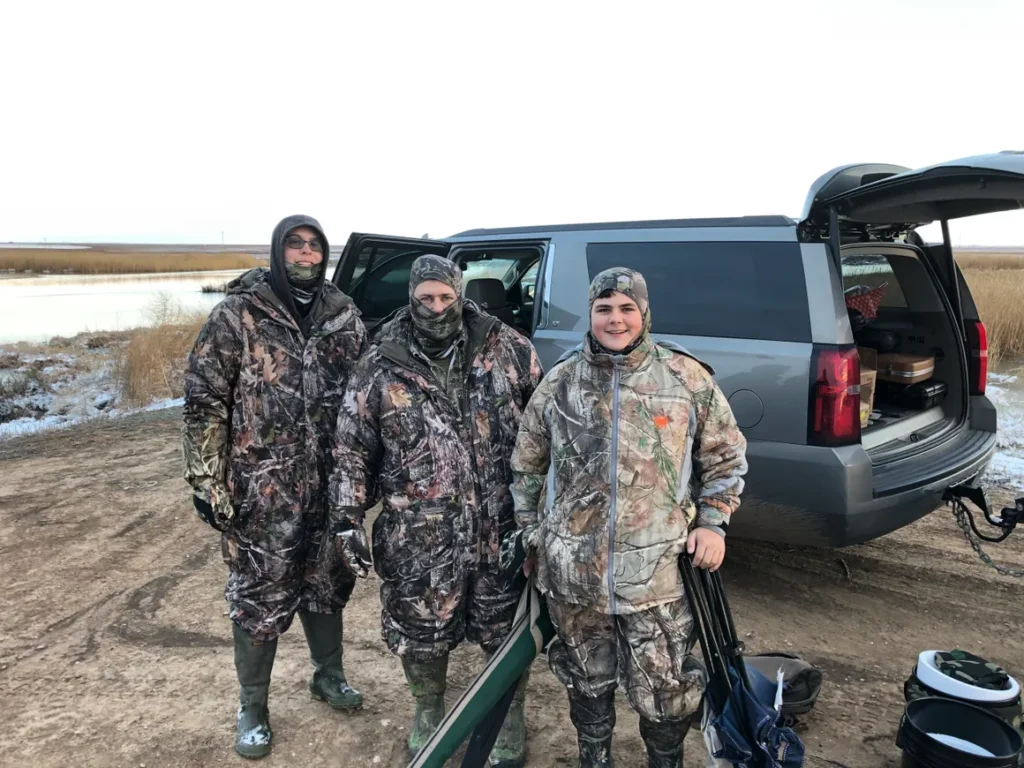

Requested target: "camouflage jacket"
[
  {"left": 510, "top": 337, "right": 748, "bottom": 614},
  {"left": 182, "top": 268, "right": 367, "bottom": 526},
  {"left": 329, "top": 304, "right": 543, "bottom": 571}
]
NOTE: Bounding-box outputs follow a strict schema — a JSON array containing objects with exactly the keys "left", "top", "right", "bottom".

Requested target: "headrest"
[{"left": 464, "top": 278, "right": 507, "bottom": 310}]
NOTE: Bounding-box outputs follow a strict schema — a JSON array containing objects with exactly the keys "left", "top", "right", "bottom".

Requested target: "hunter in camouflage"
[
  {"left": 182, "top": 215, "right": 367, "bottom": 759},
  {"left": 329, "top": 254, "right": 543, "bottom": 765},
  {"left": 508, "top": 267, "right": 748, "bottom": 768}
]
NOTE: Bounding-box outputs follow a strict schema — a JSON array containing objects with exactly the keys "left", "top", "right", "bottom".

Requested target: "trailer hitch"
[{"left": 943, "top": 483, "right": 1021, "bottom": 544}]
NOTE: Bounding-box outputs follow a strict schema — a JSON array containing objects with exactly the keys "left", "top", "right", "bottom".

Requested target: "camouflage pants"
[
  {"left": 547, "top": 598, "right": 706, "bottom": 722},
  {"left": 377, "top": 561, "right": 520, "bottom": 662},
  {"left": 221, "top": 509, "right": 356, "bottom": 642}
]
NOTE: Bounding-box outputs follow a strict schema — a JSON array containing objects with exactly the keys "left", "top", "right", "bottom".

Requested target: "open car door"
[
  {"left": 331, "top": 233, "right": 451, "bottom": 332},
  {"left": 801, "top": 151, "right": 1024, "bottom": 228}
]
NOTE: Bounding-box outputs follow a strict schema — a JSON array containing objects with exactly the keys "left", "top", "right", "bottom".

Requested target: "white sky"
[{"left": 2, "top": 0, "right": 1023, "bottom": 247}]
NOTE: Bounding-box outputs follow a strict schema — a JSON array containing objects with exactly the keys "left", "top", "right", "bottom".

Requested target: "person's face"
[
  {"left": 590, "top": 292, "right": 643, "bottom": 351},
  {"left": 413, "top": 279, "right": 458, "bottom": 314},
  {"left": 283, "top": 226, "right": 324, "bottom": 266}
]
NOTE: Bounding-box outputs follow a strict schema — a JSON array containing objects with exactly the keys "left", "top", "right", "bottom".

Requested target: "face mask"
[{"left": 285, "top": 261, "right": 320, "bottom": 285}]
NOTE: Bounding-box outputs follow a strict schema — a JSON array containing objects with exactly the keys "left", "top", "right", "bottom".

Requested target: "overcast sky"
[{"left": 2, "top": 0, "right": 1022, "bottom": 246}]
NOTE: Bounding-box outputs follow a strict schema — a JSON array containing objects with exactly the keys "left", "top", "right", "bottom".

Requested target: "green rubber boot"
[
  {"left": 488, "top": 666, "right": 530, "bottom": 768},
  {"left": 299, "top": 611, "right": 364, "bottom": 710},
  {"left": 403, "top": 655, "right": 449, "bottom": 759},
  {"left": 232, "top": 622, "right": 278, "bottom": 760}
]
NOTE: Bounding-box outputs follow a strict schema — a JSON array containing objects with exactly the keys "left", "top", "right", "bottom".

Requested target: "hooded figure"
[
  {"left": 507, "top": 267, "right": 749, "bottom": 768},
  {"left": 182, "top": 214, "right": 367, "bottom": 760},
  {"left": 328, "top": 254, "right": 543, "bottom": 766}
]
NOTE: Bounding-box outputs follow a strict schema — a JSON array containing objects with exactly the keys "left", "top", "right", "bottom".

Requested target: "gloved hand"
[
  {"left": 499, "top": 525, "right": 539, "bottom": 588},
  {"left": 334, "top": 520, "right": 372, "bottom": 579},
  {"left": 192, "top": 483, "right": 234, "bottom": 532}
]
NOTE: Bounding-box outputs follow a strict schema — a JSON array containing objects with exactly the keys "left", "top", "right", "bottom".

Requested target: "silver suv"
[{"left": 331, "top": 152, "right": 1024, "bottom": 547}]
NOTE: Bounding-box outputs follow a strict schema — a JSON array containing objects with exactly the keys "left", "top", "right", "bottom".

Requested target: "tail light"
[
  {"left": 965, "top": 320, "right": 988, "bottom": 396},
  {"left": 809, "top": 346, "right": 861, "bottom": 447}
]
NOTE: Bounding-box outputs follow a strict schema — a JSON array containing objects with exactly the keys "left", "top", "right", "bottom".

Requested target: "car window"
[
  {"left": 353, "top": 251, "right": 420, "bottom": 319},
  {"left": 586, "top": 241, "right": 811, "bottom": 342},
  {"left": 841, "top": 253, "right": 909, "bottom": 308},
  {"left": 460, "top": 258, "right": 518, "bottom": 289}
]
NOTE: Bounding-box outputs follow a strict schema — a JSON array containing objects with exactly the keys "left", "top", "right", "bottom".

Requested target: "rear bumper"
[{"left": 729, "top": 428, "right": 997, "bottom": 547}]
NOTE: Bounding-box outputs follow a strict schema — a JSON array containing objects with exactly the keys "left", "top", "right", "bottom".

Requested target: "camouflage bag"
[{"left": 904, "top": 649, "right": 1023, "bottom": 734}]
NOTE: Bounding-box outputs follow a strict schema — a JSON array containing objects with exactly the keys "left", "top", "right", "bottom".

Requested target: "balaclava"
[{"left": 409, "top": 254, "right": 464, "bottom": 358}]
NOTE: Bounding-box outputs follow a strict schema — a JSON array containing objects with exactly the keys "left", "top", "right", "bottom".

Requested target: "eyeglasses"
[{"left": 285, "top": 235, "right": 324, "bottom": 253}]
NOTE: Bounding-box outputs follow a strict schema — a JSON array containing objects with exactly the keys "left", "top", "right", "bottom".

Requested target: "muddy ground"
[{"left": 2, "top": 410, "right": 1023, "bottom": 768}]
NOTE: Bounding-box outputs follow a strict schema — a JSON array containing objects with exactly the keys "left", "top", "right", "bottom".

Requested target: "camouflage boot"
[
  {"left": 487, "top": 667, "right": 529, "bottom": 768},
  {"left": 569, "top": 689, "right": 615, "bottom": 768},
  {"left": 638, "top": 716, "right": 690, "bottom": 768},
  {"left": 232, "top": 622, "right": 278, "bottom": 760},
  {"left": 299, "top": 611, "right": 363, "bottom": 710},
  {"left": 402, "top": 656, "right": 449, "bottom": 758}
]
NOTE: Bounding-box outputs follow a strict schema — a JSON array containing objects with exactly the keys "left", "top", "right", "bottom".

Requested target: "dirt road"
[{"left": 2, "top": 409, "right": 1023, "bottom": 768}]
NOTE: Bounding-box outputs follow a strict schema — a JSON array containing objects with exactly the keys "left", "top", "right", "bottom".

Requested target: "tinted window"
[
  {"left": 353, "top": 252, "right": 419, "bottom": 319},
  {"left": 586, "top": 242, "right": 810, "bottom": 342}
]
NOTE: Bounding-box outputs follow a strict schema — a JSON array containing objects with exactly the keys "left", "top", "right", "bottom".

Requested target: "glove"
[
  {"left": 499, "top": 525, "right": 539, "bottom": 589},
  {"left": 334, "top": 521, "right": 372, "bottom": 579},
  {"left": 192, "top": 483, "right": 233, "bottom": 531}
]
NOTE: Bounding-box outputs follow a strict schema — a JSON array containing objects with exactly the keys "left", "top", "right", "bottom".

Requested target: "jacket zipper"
[{"left": 607, "top": 361, "right": 621, "bottom": 613}]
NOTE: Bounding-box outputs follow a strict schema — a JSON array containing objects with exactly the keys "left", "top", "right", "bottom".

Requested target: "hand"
[
  {"left": 687, "top": 528, "right": 726, "bottom": 572},
  {"left": 335, "top": 526, "right": 372, "bottom": 579},
  {"left": 193, "top": 486, "right": 233, "bottom": 531},
  {"left": 523, "top": 552, "right": 538, "bottom": 577}
]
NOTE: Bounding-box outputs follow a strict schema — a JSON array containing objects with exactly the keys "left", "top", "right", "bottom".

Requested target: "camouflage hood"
[
  {"left": 587, "top": 267, "right": 652, "bottom": 355},
  {"left": 409, "top": 254, "right": 464, "bottom": 358}
]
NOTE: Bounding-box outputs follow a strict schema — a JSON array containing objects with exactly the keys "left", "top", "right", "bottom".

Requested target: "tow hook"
[{"left": 943, "top": 483, "right": 1021, "bottom": 543}]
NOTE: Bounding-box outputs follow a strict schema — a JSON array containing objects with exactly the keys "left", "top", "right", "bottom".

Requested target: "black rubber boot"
[
  {"left": 402, "top": 656, "right": 449, "bottom": 759},
  {"left": 299, "top": 610, "right": 363, "bottom": 710},
  {"left": 569, "top": 689, "right": 616, "bottom": 768},
  {"left": 232, "top": 622, "right": 278, "bottom": 760},
  {"left": 639, "top": 716, "right": 691, "bottom": 768}
]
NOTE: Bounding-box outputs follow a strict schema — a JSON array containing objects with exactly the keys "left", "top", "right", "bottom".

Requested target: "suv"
[{"left": 330, "top": 152, "right": 1024, "bottom": 547}]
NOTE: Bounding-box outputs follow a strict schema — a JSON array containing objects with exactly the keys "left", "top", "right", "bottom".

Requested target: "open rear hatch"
[{"left": 802, "top": 152, "right": 1024, "bottom": 490}]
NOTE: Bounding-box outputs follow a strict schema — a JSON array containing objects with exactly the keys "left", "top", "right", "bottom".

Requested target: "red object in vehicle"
[
  {"left": 809, "top": 346, "right": 861, "bottom": 447},
  {"left": 845, "top": 283, "right": 887, "bottom": 321}
]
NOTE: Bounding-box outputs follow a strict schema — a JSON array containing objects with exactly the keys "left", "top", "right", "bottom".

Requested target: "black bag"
[{"left": 742, "top": 652, "right": 823, "bottom": 723}]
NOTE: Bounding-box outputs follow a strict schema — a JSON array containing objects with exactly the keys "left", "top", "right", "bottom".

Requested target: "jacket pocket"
[{"left": 371, "top": 498, "right": 462, "bottom": 583}]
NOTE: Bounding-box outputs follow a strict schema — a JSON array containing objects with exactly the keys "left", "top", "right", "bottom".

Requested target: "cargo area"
[{"left": 841, "top": 246, "right": 966, "bottom": 456}]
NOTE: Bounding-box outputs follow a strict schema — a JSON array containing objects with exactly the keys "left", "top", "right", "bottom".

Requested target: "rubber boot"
[
  {"left": 569, "top": 689, "right": 615, "bottom": 768},
  {"left": 487, "top": 666, "right": 529, "bottom": 768},
  {"left": 639, "top": 716, "right": 690, "bottom": 768},
  {"left": 402, "top": 656, "right": 449, "bottom": 759},
  {"left": 299, "top": 610, "right": 363, "bottom": 710},
  {"left": 232, "top": 622, "right": 278, "bottom": 760}
]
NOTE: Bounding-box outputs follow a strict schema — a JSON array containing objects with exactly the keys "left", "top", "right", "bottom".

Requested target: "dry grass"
[
  {"left": 949, "top": 252, "right": 1024, "bottom": 364},
  {"left": 0, "top": 248, "right": 261, "bottom": 275},
  {"left": 115, "top": 293, "right": 206, "bottom": 406},
  {"left": 961, "top": 268, "right": 1024, "bottom": 364},
  {"left": 955, "top": 251, "right": 1024, "bottom": 271}
]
